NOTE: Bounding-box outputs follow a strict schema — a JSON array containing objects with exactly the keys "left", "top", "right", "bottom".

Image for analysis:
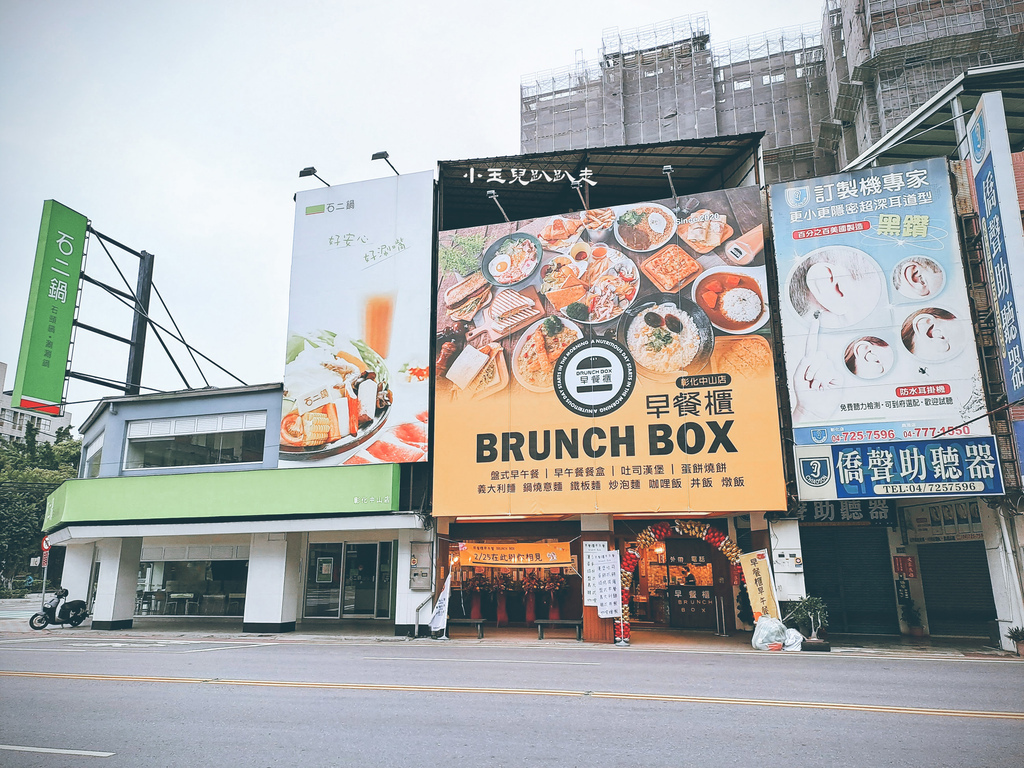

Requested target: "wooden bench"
[
  {"left": 448, "top": 618, "right": 486, "bottom": 639},
  {"left": 535, "top": 619, "right": 583, "bottom": 641}
]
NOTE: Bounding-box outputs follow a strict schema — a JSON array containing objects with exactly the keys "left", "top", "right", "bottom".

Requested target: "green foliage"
[
  {"left": 438, "top": 233, "right": 486, "bottom": 276},
  {"left": 0, "top": 428, "right": 80, "bottom": 588},
  {"left": 901, "top": 600, "right": 922, "bottom": 627},
  {"left": 1006, "top": 626, "right": 1024, "bottom": 642},
  {"left": 785, "top": 595, "right": 829, "bottom": 631}
]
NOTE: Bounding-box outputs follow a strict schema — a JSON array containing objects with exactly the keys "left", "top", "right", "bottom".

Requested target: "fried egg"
[
  {"left": 489, "top": 254, "right": 511, "bottom": 277},
  {"left": 648, "top": 211, "right": 667, "bottom": 234}
]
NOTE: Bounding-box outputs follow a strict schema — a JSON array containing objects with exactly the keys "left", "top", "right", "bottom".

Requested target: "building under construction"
[{"left": 520, "top": 0, "right": 1024, "bottom": 182}]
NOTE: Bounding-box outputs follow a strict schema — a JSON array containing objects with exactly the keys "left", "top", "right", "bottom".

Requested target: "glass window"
[
  {"left": 83, "top": 435, "right": 104, "bottom": 478},
  {"left": 136, "top": 559, "right": 248, "bottom": 616},
  {"left": 124, "top": 429, "right": 264, "bottom": 469}
]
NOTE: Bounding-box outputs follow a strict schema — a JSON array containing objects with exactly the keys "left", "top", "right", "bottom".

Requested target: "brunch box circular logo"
[{"left": 553, "top": 337, "right": 635, "bottom": 417}]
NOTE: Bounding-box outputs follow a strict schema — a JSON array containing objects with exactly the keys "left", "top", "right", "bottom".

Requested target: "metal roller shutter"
[
  {"left": 916, "top": 541, "right": 996, "bottom": 637},
  {"left": 800, "top": 525, "right": 900, "bottom": 635}
]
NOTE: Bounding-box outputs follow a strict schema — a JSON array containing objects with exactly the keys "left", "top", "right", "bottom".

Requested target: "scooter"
[{"left": 29, "top": 588, "right": 89, "bottom": 629}]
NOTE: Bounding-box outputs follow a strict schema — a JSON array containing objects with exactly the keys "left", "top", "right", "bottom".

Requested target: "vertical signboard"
[
  {"left": 590, "top": 550, "right": 623, "bottom": 618},
  {"left": 583, "top": 540, "right": 607, "bottom": 606},
  {"left": 433, "top": 187, "right": 786, "bottom": 517},
  {"left": 279, "top": 172, "right": 433, "bottom": 467},
  {"left": 770, "top": 158, "right": 1002, "bottom": 500},
  {"left": 967, "top": 92, "right": 1024, "bottom": 481},
  {"left": 13, "top": 200, "right": 88, "bottom": 415},
  {"left": 738, "top": 550, "right": 780, "bottom": 620}
]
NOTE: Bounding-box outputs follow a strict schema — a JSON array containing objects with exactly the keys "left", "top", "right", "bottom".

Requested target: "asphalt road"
[{"left": 1, "top": 636, "right": 1022, "bottom": 767}]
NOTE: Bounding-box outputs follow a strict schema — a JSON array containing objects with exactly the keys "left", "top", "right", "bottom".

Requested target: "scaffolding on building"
[{"left": 519, "top": 1, "right": 1024, "bottom": 181}]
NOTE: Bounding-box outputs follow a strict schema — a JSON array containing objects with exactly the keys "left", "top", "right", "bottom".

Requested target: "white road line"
[
  {"left": 181, "top": 643, "right": 277, "bottom": 653},
  {"left": 0, "top": 744, "right": 114, "bottom": 757},
  {"left": 363, "top": 656, "right": 600, "bottom": 665}
]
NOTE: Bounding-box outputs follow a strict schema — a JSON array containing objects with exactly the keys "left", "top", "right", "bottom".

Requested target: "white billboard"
[{"left": 280, "top": 171, "right": 433, "bottom": 467}]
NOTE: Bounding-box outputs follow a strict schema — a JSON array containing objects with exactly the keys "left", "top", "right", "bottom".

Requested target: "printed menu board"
[{"left": 432, "top": 186, "right": 786, "bottom": 516}]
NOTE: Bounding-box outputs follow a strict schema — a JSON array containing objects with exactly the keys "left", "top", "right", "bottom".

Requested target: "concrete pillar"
[
  {"left": 580, "top": 514, "right": 615, "bottom": 644},
  {"left": 982, "top": 502, "right": 1024, "bottom": 652},
  {"left": 750, "top": 510, "right": 770, "bottom": 552},
  {"left": 243, "top": 532, "right": 302, "bottom": 633},
  {"left": 60, "top": 542, "right": 95, "bottom": 606},
  {"left": 92, "top": 538, "right": 142, "bottom": 630}
]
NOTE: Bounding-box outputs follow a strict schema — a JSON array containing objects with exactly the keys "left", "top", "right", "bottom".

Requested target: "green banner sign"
[
  {"left": 13, "top": 200, "right": 88, "bottom": 415},
  {"left": 43, "top": 463, "right": 401, "bottom": 531}
]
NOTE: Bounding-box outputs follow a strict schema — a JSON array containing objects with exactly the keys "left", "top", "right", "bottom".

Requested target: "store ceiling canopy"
[
  {"left": 845, "top": 62, "right": 1024, "bottom": 171},
  {"left": 437, "top": 133, "right": 764, "bottom": 230}
]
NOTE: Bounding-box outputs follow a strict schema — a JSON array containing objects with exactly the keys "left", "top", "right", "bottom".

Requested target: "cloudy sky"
[{"left": 0, "top": 0, "right": 822, "bottom": 428}]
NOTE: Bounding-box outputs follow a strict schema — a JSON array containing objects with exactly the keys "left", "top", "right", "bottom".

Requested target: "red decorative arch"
[{"left": 615, "top": 520, "right": 744, "bottom": 644}]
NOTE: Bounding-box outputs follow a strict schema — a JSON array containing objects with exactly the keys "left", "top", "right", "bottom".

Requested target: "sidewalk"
[{"left": 1, "top": 597, "right": 1016, "bottom": 659}]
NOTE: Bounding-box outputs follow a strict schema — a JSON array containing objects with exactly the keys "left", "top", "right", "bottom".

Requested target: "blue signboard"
[
  {"left": 969, "top": 94, "right": 1024, "bottom": 404},
  {"left": 794, "top": 436, "right": 1003, "bottom": 500}
]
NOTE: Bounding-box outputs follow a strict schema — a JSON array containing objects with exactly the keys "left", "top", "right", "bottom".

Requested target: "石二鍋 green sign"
[{"left": 13, "top": 200, "right": 88, "bottom": 415}]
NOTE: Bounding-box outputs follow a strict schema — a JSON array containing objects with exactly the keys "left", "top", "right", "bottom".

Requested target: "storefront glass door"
[
  {"left": 343, "top": 543, "right": 378, "bottom": 617},
  {"left": 305, "top": 544, "right": 343, "bottom": 617},
  {"left": 376, "top": 542, "right": 392, "bottom": 619}
]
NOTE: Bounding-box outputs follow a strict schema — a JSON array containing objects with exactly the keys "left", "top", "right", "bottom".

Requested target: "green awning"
[{"left": 44, "top": 464, "right": 400, "bottom": 532}]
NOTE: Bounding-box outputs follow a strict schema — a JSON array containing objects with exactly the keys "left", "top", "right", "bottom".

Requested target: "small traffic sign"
[
  {"left": 41, "top": 536, "right": 50, "bottom": 552},
  {"left": 42, "top": 550, "right": 49, "bottom": 567}
]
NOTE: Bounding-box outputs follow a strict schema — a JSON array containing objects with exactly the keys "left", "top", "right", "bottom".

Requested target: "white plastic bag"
[
  {"left": 751, "top": 615, "right": 788, "bottom": 650},
  {"left": 783, "top": 627, "right": 806, "bottom": 651}
]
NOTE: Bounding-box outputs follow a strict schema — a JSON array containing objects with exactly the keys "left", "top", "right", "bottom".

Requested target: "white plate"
[
  {"left": 511, "top": 317, "right": 583, "bottom": 393},
  {"left": 559, "top": 248, "right": 641, "bottom": 325},
  {"left": 613, "top": 202, "right": 678, "bottom": 253},
  {"left": 691, "top": 265, "right": 770, "bottom": 334}
]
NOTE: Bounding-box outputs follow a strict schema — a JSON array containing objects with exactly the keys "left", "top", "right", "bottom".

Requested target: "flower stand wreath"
[{"left": 615, "top": 520, "right": 744, "bottom": 645}]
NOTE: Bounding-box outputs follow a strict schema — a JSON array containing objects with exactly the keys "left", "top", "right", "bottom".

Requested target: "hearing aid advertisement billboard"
[{"left": 769, "top": 157, "right": 999, "bottom": 500}]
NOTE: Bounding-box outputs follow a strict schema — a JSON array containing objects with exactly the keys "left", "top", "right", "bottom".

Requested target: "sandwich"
[
  {"left": 468, "top": 345, "right": 508, "bottom": 400},
  {"left": 490, "top": 289, "right": 533, "bottom": 320},
  {"left": 445, "top": 272, "right": 491, "bottom": 321}
]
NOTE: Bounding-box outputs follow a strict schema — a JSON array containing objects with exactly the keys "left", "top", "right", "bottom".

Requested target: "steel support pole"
[{"left": 125, "top": 250, "right": 154, "bottom": 395}]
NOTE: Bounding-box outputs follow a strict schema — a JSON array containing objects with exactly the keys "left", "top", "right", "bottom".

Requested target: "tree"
[{"left": 0, "top": 427, "right": 80, "bottom": 588}]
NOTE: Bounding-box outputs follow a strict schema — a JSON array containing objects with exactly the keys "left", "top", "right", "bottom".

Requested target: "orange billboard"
[{"left": 433, "top": 187, "right": 786, "bottom": 517}]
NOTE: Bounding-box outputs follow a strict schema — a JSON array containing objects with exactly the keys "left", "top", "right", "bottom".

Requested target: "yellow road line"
[{"left": 3, "top": 670, "right": 1022, "bottom": 720}]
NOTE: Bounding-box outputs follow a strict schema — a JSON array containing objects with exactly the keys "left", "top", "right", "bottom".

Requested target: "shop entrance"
[
  {"left": 800, "top": 525, "right": 900, "bottom": 634},
  {"left": 631, "top": 536, "right": 731, "bottom": 631},
  {"left": 917, "top": 541, "right": 996, "bottom": 637},
  {"left": 304, "top": 541, "right": 394, "bottom": 620}
]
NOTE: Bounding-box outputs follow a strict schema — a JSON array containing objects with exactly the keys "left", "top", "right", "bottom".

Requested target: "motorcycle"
[{"left": 29, "top": 588, "right": 89, "bottom": 629}]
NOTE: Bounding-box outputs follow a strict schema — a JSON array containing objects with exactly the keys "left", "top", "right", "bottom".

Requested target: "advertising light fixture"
[
  {"left": 299, "top": 167, "right": 331, "bottom": 187},
  {"left": 372, "top": 151, "right": 400, "bottom": 176},
  {"left": 487, "top": 189, "right": 510, "bottom": 223}
]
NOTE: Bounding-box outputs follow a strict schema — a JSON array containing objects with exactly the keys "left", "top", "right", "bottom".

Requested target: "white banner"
[
  {"left": 583, "top": 541, "right": 607, "bottom": 607},
  {"left": 428, "top": 571, "right": 453, "bottom": 634},
  {"left": 590, "top": 550, "right": 622, "bottom": 618}
]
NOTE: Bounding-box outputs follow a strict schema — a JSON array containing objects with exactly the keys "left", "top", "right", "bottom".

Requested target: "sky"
[{"left": 0, "top": 0, "right": 824, "bottom": 431}]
